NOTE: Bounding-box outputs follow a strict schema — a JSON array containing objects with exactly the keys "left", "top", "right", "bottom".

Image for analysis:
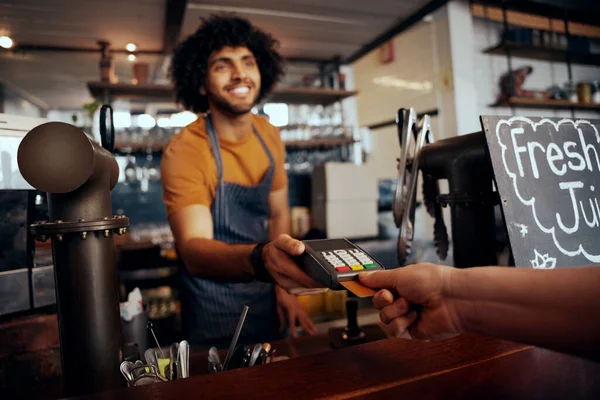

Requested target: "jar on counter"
[{"left": 577, "top": 82, "right": 592, "bottom": 104}]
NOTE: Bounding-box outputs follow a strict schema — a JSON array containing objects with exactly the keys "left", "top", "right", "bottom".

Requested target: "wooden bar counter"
[{"left": 39, "top": 334, "right": 600, "bottom": 399}]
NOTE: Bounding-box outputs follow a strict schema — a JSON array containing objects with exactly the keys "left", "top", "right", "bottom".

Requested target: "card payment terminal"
[{"left": 295, "top": 239, "right": 385, "bottom": 294}]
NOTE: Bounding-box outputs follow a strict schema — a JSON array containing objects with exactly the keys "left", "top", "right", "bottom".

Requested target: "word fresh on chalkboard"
[{"left": 481, "top": 116, "right": 600, "bottom": 269}]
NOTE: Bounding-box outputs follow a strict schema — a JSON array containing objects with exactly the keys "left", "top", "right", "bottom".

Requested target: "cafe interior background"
[{"left": 1, "top": 0, "right": 599, "bottom": 389}]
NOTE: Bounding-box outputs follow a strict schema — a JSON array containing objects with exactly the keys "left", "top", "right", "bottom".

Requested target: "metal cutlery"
[
  {"left": 177, "top": 340, "right": 190, "bottom": 378},
  {"left": 223, "top": 305, "right": 249, "bottom": 371}
]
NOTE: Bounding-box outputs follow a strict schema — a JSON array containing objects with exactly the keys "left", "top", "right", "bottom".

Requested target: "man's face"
[{"left": 202, "top": 46, "right": 261, "bottom": 115}]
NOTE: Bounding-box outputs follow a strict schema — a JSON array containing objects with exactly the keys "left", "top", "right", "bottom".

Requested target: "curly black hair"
[{"left": 170, "top": 15, "right": 284, "bottom": 113}]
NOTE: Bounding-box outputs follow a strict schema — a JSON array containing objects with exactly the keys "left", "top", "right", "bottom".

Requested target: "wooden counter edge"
[{"left": 60, "top": 334, "right": 544, "bottom": 400}]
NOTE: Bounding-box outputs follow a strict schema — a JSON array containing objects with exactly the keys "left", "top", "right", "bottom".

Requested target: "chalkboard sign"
[{"left": 481, "top": 116, "right": 600, "bottom": 269}]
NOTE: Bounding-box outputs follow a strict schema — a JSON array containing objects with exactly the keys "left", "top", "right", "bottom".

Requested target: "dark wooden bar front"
[{"left": 40, "top": 334, "right": 600, "bottom": 399}]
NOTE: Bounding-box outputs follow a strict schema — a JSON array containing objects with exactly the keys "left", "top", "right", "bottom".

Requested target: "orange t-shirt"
[{"left": 161, "top": 114, "right": 287, "bottom": 217}]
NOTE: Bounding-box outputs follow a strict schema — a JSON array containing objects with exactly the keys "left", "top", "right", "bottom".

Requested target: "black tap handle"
[
  {"left": 396, "top": 108, "right": 406, "bottom": 147},
  {"left": 100, "top": 104, "right": 115, "bottom": 153},
  {"left": 345, "top": 298, "right": 361, "bottom": 338}
]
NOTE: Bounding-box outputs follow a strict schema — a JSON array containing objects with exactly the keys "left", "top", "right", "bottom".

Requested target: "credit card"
[{"left": 340, "top": 280, "right": 377, "bottom": 297}]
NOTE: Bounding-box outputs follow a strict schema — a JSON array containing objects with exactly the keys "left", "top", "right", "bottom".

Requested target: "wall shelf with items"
[
  {"left": 475, "top": 2, "right": 600, "bottom": 113},
  {"left": 114, "top": 138, "right": 358, "bottom": 154},
  {"left": 268, "top": 87, "right": 357, "bottom": 106},
  {"left": 114, "top": 143, "right": 165, "bottom": 154},
  {"left": 88, "top": 81, "right": 357, "bottom": 106},
  {"left": 88, "top": 82, "right": 174, "bottom": 102},
  {"left": 491, "top": 97, "right": 600, "bottom": 110},
  {"left": 284, "top": 138, "right": 357, "bottom": 149},
  {"left": 88, "top": 75, "right": 361, "bottom": 213},
  {"left": 484, "top": 42, "right": 600, "bottom": 66},
  {"left": 471, "top": 3, "right": 600, "bottom": 36}
]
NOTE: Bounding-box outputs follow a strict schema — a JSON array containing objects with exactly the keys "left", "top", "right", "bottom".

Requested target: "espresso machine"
[
  {"left": 17, "top": 106, "right": 130, "bottom": 397},
  {"left": 393, "top": 108, "right": 505, "bottom": 268}
]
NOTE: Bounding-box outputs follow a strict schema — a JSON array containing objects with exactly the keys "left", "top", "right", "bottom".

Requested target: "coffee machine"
[{"left": 393, "top": 108, "right": 506, "bottom": 268}]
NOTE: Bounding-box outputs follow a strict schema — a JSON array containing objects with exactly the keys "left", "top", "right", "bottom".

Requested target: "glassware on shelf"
[
  {"left": 129, "top": 222, "right": 175, "bottom": 249},
  {"left": 592, "top": 81, "right": 600, "bottom": 104},
  {"left": 332, "top": 103, "right": 343, "bottom": 127},
  {"left": 564, "top": 82, "right": 578, "bottom": 103},
  {"left": 124, "top": 155, "right": 137, "bottom": 184},
  {"left": 285, "top": 147, "right": 346, "bottom": 175},
  {"left": 144, "top": 152, "right": 160, "bottom": 182},
  {"left": 113, "top": 116, "right": 181, "bottom": 152}
]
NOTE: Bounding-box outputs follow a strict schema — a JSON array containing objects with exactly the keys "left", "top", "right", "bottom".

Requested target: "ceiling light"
[
  {"left": 126, "top": 43, "right": 137, "bottom": 52},
  {"left": 0, "top": 36, "right": 13, "bottom": 49},
  {"left": 128, "top": 54, "right": 136, "bottom": 62}
]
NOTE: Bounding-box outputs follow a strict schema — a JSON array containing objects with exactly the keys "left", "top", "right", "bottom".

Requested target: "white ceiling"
[
  {"left": 182, "top": 1, "right": 428, "bottom": 60},
  {"left": 0, "top": 0, "right": 165, "bottom": 49},
  {"left": 0, "top": 0, "right": 433, "bottom": 111},
  {"left": 0, "top": 0, "right": 166, "bottom": 110}
]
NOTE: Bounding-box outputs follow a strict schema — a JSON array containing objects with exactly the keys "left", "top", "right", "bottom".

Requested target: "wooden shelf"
[
  {"left": 284, "top": 137, "right": 356, "bottom": 149},
  {"left": 471, "top": 4, "right": 600, "bottom": 38},
  {"left": 114, "top": 143, "right": 165, "bottom": 154},
  {"left": 491, "top": 97, "right": 600, "bottom": 110},
  {"left": 280, "top": 124, "right": 347, "bottom": 130},
  {"left": 268, "top": 87, "right": 357, "bottom": 106},
  {"left": 484, "top": 42, "right": 600, "bottom": 66},
  {"left": 114, "top": 138, "right": 357, "bottom": 153},
  {"left": 88, "top": 82, "right": 174, "bottom": 102},
  {"left": 88, "top": 82, "right": 357, "bottom": 106}
]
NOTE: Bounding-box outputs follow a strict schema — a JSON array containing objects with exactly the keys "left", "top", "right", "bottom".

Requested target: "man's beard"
[{"left": 207, "top": 90, "right": 259, "bottom": 115}]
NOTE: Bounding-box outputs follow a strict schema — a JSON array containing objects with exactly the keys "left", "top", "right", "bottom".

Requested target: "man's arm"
[
  {"left": 268, "top": 185, "right": 291, "bottom": 239},
  {"left": 452, "top": 266, "right": 600, "bottom": 353},
  {"left": 169, "top": 205, "right": 255, "bottom": 281},
  {"left": 360, "top": 264, "right": 600, "bottom": 356},
  {"left": 169, "top": 204, "right": 322, "bottom": 288},
  {"left": 267, "top": 184, "right": 318, "bottom": 336},
  {"left": 168, "top": 184, "right": 291, "bottom": 280}
]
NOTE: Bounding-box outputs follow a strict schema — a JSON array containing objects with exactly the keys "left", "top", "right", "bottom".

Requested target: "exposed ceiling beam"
[
  {"left": 187, "top": 3, "right": 362, "bottom": 25},
  {"left": 0, "top": 77, "right": 50, "bottom": 112},
  {"left": 285, "top": 56, "right": 339, "bottom": 64},
  {"left": 163, "top": 0, "right": 188, "bottom": 55},
  {"left": 150, "top": 0, "right": 188, "bottom": 84},
  {"left": 344, "top": 0, "right": 449, "bottom": 64},
  {"left": 6, "top": 44, "right": 164, "bottom": 55},
  {"left": 4, "top": 44, "right": 337, "bottom": 66}
]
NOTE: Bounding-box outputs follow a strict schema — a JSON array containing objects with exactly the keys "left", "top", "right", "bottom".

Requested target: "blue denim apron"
[{"left": 179, "top": 114, "right": 280, "bottom": 348}]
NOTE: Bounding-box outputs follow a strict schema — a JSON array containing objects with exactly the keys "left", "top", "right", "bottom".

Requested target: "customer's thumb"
[{"left": 359, "top": 270, "right": 396, "bottom": 289}]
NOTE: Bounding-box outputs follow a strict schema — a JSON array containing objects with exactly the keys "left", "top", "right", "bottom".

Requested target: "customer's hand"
[
  {"left": 359, "top": 263, "right": 465, "bottom": 340},
  {"left": 262, "top": 234, "right": 324, "bottom": 291},
  {"left": 275, "top": 285, "right": 317, "bottom": 337}
]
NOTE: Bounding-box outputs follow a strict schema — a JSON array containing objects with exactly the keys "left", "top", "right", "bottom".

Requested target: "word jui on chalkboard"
[{"left": 481, "top": 116, "right": 600, "bottom": 270}]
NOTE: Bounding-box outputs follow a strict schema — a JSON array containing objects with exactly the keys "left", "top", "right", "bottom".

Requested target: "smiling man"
[{"left": 163, "top": 15, "right": 321, "bottom": 348}]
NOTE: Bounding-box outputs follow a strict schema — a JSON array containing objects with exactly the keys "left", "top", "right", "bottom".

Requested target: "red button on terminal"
[{"left": 335, "top": 266, "right": 350, "bottom": 272}]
